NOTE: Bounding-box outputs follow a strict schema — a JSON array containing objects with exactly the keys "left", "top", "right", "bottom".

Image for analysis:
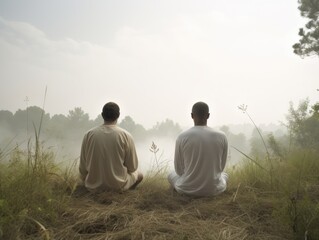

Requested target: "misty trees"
[
  {"left": 66, "top": 107, "right": 93, "bottom": 140},
  {"left": 293, "top": 0, "right": 319, "bottom": 57},
  {"left": 149, "top": 119, "right": 182, "bottom": 138},
  {"left": 262, "top": 99, "right": 319, "bottom": 161},
  {"left": 219, "top": 125, "right": 248, "bottom": 163},
  {"left": 47, "top": 114, "right": 69, "bottom": 139},
  {"left": 286, "top": 99, "right": 319, "bottom": 148},
  {"left": 119, "top": 117, "right": 182, "bottom": 140},
  {"left": 11, "top": 106, "right": 50, "bottom": 135},
  {"left": 93, "top": 115, "right": 103, "bottom": 125},
  {"left": 0, "top": 111, "right": 14, "bottom": 131},
  {"left": 0, "top": 106, "right": 183, "bottom": 145},
  {"left": 248, "top": 100, "right": 319, "bottom": 160},
  {"left": 0, "top": 111, "right": 14, "bottom": 145},
  {"left": 119, "top": 116, "right": 147, "bottom": 141},
  {"left": 250, "top": 128, "right": 268, "bottom": 158},
  {"left": 67, "top": 107, "right": 90, "bottom": 128}
]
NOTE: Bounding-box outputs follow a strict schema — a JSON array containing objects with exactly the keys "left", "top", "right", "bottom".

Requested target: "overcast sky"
[{"left": 0, "top": 0, "right": 318, "bottom": 128}]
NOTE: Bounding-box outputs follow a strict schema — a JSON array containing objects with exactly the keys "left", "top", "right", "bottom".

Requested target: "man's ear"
[
  {"left": 207, "top": 113, "right": 210, "bottom": 119},
  {"left": 191, "top": 113, "right": 194, "bottom": 119}
]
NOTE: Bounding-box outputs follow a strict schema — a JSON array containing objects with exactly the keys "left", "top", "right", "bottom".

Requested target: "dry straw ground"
[
  {"left": 50, "top": 175, "right": 292, "bottom": 240},
  {"left": 2, "top": 144, "right": 318, "bottom": 239}
]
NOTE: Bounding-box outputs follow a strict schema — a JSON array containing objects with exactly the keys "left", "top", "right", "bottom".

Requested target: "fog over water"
[
  {"left": 1, "top": 118, "right": 283, "bottom": 173},
  {"left": 136, "top": 138, "right": 176, "bottom": 173},
  {"left": 20, "top": 135, "right": 250, "bottom": 173},
  {"left": 48, "top": 136, "right": 176, "bottom": 173}
]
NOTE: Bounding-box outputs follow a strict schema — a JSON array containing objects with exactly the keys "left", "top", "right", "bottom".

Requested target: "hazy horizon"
[{"left": 1, "top": 0, "right": 318, "bottom": 129}]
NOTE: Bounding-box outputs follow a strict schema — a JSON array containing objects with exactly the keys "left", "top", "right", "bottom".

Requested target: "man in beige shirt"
[{"left": 79, "top": 102, "right": 143, "bottom": 192}]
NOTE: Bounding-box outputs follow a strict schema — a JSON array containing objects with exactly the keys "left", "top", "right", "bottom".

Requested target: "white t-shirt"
[
  {"left": 173, "top": 126, "right": 228, "bottom": 196},
  {"left": 79, "top": 124, "right": 138, "bottom": 191}
]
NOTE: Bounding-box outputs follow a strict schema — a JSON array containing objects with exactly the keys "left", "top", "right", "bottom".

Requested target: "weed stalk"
[{"left": 238, "top": 104, "right": 274, "bottom": 188}]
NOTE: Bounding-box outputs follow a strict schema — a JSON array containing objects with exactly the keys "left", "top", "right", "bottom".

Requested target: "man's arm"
[
  {"left": 220, "top": 136, "right": 228, "bottom": 171},
  {"left": 174, "top": 138, "right": 184, "bottom": 176},
  {"left": 79, "top": 134, "right": 88, "bottom": 181},
  {"left": 124, "top": 135, "right": 138, "bottom": 173}
]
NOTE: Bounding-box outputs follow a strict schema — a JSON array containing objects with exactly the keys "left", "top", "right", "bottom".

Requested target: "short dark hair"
[
  {"left": 192, "top": 102, "right": 209, "bottom": 117},
  {"left": 102, "top": 102, "right": 120, "bottom": 121}
]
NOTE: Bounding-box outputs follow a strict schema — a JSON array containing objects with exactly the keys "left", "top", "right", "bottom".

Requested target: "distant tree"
[
  {"left": 67, "top": 107, "right": 89, "bottom": 124},
  {"left": 250, "top": 128, "right": 267, "bottom": 159},
  {"left": 219, "top": 125, "right": 230, "bottom": 135},
  {"left": 220, "top": 125, "right": 248, "bottom": 163},
  {"left": 312, "top": 101, "right": 319, "bottom": 112},
  {"left": 51, "top": 114, "right": 68, "bottom": 124},
  {"left": 267, "top": 133, "right": 285, "bottom": 158},
  {"left": 93, "top": 115, "right": 103, "bottom": 125},
  {"left": 299, "top": 101, "right": 319, "bottom": 148},
  {"left": 286, "top": 99, "right": 309, "bottom": 135},
  {"left": 119, "top": 116, "right": 136, "bottom": 133},
  {"left": 66, "top": 107, "right": 93, "bottom": 140},
  {"left": 150, "top": 119, "right": 182, "bottom": 138},
  {"left": 0, "top": 110, "right": 14, "bottom": 130},
  {"left": 0, "top": 110, "right": 15, "bottom": 144},
  {"left": 264, "top": 99, "right": 319, "bottom": 160},
  {"left": 230, "top": 133, "right": 247, "bottom": 151},
  {"left": 67, "top": 107, "right": 93, "bottom": 129},
  {"left": 0, "top": 110, "right": 13, "bottom": 122},
  {"left": 47, "top": 114, "right": 69, "bottom": 139},
  {"left": 13, "top": 106, "right": 50, "bottom": 135},
  {"left": 286, "top": 99, "right": 319, "bottom": 149},
  {"left": 286, "top": 99, "right": 310, "bottom": 147},
  {"left": 119, "top": 116, "right": 147, "bottom": 140},
  {"left": 293, "top": 0, "right": 319, "bottom": 57}
]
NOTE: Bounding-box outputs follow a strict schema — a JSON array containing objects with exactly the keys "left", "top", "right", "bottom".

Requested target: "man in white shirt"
[
  {"left": 168, "top": 102, "right": 228, "bottom": 197},
  {"left": 79, "top": 102, "right": 143, "bottom": 192}
]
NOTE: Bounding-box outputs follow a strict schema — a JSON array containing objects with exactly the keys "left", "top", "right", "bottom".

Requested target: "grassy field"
[{"left": 0, "top": 144, "right": 319, "bottom": 240}]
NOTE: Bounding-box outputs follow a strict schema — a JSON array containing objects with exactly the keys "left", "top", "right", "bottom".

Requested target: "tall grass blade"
[
  {"left": 231, "top": 145, "right": 269, "bottom": 172},
  {"left": 38, "top": 86, "right": 47, "bottom": 139}
]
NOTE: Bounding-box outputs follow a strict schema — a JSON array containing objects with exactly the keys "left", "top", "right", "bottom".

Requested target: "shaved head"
[
  {"left": 191, "top": 102, "right": 210, "bottom": 126},
  {"left": 192, "top": 102, "right": 209, "bottom": 117}
]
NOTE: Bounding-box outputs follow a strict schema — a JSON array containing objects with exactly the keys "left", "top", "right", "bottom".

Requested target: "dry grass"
[
  {"left": 2, "top": 145, "right": 318, "bottom": 239},
  {"left": 47, "top": 174, "right": 292, "bottom": 240}
]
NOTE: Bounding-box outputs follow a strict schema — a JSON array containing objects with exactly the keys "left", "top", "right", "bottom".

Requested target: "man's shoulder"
[
  {"left": 87, "top": 125, "right": 103, "bottom": 133},
  {"left": 81, "top": 126, "right": 101, "bottom": 141},
  {"left": 177, "top": 127, "right": 193, "bottom": 137},
  {"left": 114, "top": 125, "right": 129, "bottom": 134},
  {"left": 176, "top": 127, "right": 199, "bottom": 141},
  {"left": 180, "top": 126, "right": 227, "bottom": 138},
  {"left": 207, "top": 128, "right": 227, "bottom": 139},
  {"left": 84, "top": 125, "right": 133, "bottom": 140},
  {"left": 209, "top": 128, "right": 226, "bottom": 136},
  {"left": 113, "top": 126, "right": 134, "bottom": 139}
]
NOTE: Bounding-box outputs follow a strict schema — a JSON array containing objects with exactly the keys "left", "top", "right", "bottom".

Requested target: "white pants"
[{"left": 167, "top": 171, "right": 229, "bottom": 193}]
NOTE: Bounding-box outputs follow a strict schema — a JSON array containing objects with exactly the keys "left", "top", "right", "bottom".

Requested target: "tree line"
[
  {"left": 0, "top": 106, "right": 182, "bottom": 142},
  {"left": 1, "top": 99, "right": 318, "bottom": 163}
]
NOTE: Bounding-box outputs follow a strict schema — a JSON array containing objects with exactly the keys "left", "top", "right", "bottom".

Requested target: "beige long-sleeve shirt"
[
  {"left": 79, "top": 124, "right": 139, "bottom": 191},
  {"left": 173, "top": 126, "right": 228, "bottom": 196}
]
